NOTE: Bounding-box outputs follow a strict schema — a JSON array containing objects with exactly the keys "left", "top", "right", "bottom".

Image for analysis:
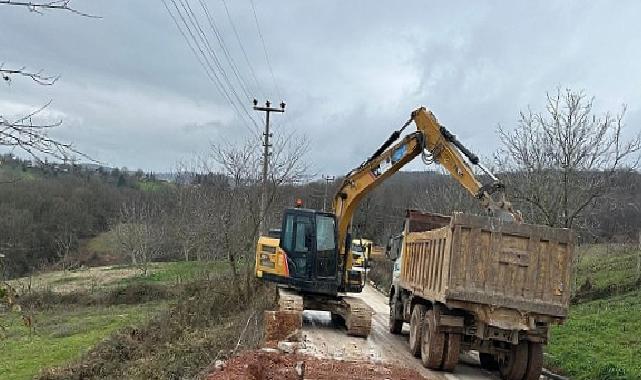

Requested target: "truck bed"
[{"left": 400, "top": 212, "right": 574, "bottom": 319}]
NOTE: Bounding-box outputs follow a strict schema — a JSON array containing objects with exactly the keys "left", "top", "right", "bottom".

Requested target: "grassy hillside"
[
  {"left": 548, "top": 290, "right": 641, "bottom": 380},
  {"left": 1, "top": 260, "right": 229, "bottom": 380},
  {"left": 0, "top": 302, "right": 166, "bottom": 380},
  {"left": 546, "top": 244, "right": 641, "bottom": 380}
]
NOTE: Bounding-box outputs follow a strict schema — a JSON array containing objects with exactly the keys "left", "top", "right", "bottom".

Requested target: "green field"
[
  {"left": 548, "top": 290, "right": 641, "bottom": 380},
  {"left": 574, "top": 244, "right": 640, "bottom": 296},
  {"left": 1, "top": 260, "right": 229, "bottom": 380},
  {"left": 546, "top": 244, "right": 641, "bottom": 380},
  {"left": 0, "top": 302, "right": 166, "bottom": 380}
]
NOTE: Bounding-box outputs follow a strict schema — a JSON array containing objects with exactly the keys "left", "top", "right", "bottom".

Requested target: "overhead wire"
[
  {"left": 163, "top": 0, "right": 261, "bottom": 138},
  {"left": 197, "top": 0, "right": 253, "bottom": 101},
  {"left": 166, "top": 0, "right": 255, "bottom": 136},
  {"left": 221, "top": 0, "right": 266, "bottom": 100},
  {"left": 178, "top": 0, "right": 260, "bottom": 132},
  {"left": 248, "top": 0, "right": 282, "bottom": 100},
  {"left": 161, "top": 0, "right": 226, "bottom": 99}
]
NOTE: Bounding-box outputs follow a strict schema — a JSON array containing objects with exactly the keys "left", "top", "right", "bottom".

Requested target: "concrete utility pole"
[
  {"left": 322, "top": 175, "right": 335, "bottom": 211},
  {"left": 253, "top": 99, "right": 285, "bottom": 235}
]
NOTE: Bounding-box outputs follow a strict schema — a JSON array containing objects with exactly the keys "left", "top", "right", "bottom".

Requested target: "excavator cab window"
[
  {"left": 280, "top": 212, "right": 313, "bottom": 278},
  {"left": 280, "top": 208, "right": 338, "bottom": 281}
]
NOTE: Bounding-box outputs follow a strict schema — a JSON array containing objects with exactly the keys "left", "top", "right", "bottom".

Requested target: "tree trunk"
[
  {"left": 637, "top": 230, "right": 641, "bottom": 282},
  {"left": 228, "top": 251, "right": 240, "bottom": 292}
]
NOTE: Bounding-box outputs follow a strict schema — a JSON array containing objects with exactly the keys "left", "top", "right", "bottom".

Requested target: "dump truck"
[{"left": 388, "top": 210, "right": 574, "bottom": 380}]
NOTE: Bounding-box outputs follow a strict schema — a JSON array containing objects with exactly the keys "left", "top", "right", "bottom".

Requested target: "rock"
[
  {"left": 213, "top": 360, "right": 225, "bottom": 370},
  {"left": 278, "top": 340, "right": 299, "bottom": 354}
]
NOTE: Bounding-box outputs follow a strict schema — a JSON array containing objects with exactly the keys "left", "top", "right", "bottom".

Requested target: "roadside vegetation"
[
  {"left": 35, "top": 272, "right": 274, "bottom": 380},
  {"left": 545, "top": 244, "right": 641, "bottom": 380},
  {"left": 1, "top": 302, "right": 165, "bottom": 380},
  {"left": 0, "top": 261, "right": 241, "bottom": 380}
]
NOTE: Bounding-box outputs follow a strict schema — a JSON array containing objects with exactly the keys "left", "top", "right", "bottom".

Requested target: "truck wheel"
[
  {"left": 389, "top": 299, "right": 403, "bottom": 335},
  {"left": 499, "top": 342, "right": 528, "bottom": 380},
  {"left": 523, "top": 343, "right": 543, "bottom": 380},
  {"left": 409, "top": 304, "right": 426, "bottom": 357},
  {"left": 441, "top": 333, "right": 461, "bottom": 371},
  {"left": 479, "top": 352, "right": 499, "bottom": 371},
  {"left": 421, "top": 309, "right": 445, "bottom": 369}
]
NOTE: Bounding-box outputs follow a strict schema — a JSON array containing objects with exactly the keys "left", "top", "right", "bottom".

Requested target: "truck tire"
[
  {"left": 523, "top": 343, "right": 543, "bottom": 380},
  {"left": 389, "top": 299, "right": 403, "bottom": 335},
  {"left": 420, "top": 309, "right": 445, "bottom": 369},
  {"left": 499, "top": 342, "right": 528, "bottom": 380},
  {"left": 479, "top": 353, "right": 499, "bottom": 371},
  {"left": 441, "top": 333, "right": 461, "bottom": 371},
  {"left": 409, "top": 304, "right": 426, "bottom": 357}
]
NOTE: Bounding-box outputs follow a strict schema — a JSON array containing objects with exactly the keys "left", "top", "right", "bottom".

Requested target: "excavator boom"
[{"left": 333, "top": 107, "right": 518, "bottom": 290}]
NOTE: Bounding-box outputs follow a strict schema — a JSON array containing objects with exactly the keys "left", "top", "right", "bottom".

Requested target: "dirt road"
[{"left": 299, "top": 285, "right": 500, "bottom": 380}]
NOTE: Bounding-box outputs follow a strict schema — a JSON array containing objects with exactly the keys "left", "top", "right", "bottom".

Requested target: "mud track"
[{"left": 300, "top": 285, "right": 500, "bottom": 380}]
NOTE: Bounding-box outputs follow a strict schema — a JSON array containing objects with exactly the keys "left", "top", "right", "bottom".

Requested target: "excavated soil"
[
  {"left": 206, "top": 349, "right": 427, "bottom": 380},
  {"left": 264, "top": 310, "right": 303, "bottom": 343}
]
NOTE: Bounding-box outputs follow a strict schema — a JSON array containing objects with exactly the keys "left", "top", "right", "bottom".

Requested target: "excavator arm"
[{"left": 333, "top": 107, "right": 520, "bottom": 290}]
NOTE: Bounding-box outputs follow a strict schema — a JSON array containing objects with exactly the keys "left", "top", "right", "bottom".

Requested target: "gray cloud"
[{"left": 1, "top": 1, "right": 639, "bottom": 173}]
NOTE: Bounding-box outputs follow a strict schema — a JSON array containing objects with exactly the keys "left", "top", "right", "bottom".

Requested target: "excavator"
[{"left": 254, "top": 106, "right": 520, "bottom": 337}]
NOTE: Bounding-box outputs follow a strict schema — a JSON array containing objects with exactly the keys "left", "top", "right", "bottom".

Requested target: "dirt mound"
[{"left": 207, "top": 349, "right": 427, "bottom": 380}]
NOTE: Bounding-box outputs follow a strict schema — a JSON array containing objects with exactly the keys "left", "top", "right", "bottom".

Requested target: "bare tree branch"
[
  {"left": 0, "top": 102, "right": 95, "bottom": 162},
  {"left": 0, "top": 64, "right": 59, "bottom": 85},
  {"left": 0, "top": 0, "right": 100, "bottom": 18}
]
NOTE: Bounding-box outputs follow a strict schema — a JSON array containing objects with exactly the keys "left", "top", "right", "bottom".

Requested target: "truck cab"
[{"left": 387, "top": 233, "right": 404, "bottom": 288}]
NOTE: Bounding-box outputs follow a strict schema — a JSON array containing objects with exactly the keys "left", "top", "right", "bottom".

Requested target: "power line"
[
  {"left": 165, "top": 0, "right": 241, "bottom": 119},
  {"left": 178, "top": 0, "right": 262, "bottom": 133},
  {"left": 221, "top": 0, "right": 265, "bottom": 100},
  {"left": 248, "top": 0, "right": 281, "bottom": 100},
  {"left": 163, "top": 0, "right": 259, "bottom": 136},
  {"left": 161, "top": 0, "right": 226, "bottom": 100},
  {"left": 179, "top": 0, "right": 246, "bottom": 115},
  {"left": 197, "top": 0, "right": 253, "bottom": 101}
]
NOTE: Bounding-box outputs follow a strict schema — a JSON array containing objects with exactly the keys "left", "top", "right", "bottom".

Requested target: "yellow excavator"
[{"left": 255, "top": 106, "right": 519, "bottom": 337}]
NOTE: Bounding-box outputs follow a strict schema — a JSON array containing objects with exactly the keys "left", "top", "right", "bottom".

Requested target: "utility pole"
[
  {"left": 322, "top": 175, "right": 335, "bottom": 211},
  {"left": 253, "top": 99, "right": 285, "bottom": 235}
]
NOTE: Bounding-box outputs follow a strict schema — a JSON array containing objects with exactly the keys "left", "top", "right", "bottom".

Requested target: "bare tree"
[
  {"left": 209, "top": 131, "right": 310, "bottom": 293},
  {"left": 0, "top": 0, "right": 96, "bottom": 161},
  {"left": 411, "top": 173, "right": 484, "bottom": 216},
  {"left": 113, "top": 200, "right": 166, "bottom": 275},
  {"left": 497, "top": 88, "right": 641, "bottom": 229}
]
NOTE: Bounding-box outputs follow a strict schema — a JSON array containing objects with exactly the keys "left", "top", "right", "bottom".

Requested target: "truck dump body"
[{"left": 401, "top": 212, "right": 574, "bottom": 319}]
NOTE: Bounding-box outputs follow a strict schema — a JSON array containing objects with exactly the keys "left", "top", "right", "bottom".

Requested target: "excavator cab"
[{"left": 256, "top": 207, "right": 348, "bottom": 296}]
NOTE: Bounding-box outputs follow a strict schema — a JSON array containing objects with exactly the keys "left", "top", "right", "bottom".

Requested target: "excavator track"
[{"left": 302, "top": 293, "right": 373, "bottom": 338}]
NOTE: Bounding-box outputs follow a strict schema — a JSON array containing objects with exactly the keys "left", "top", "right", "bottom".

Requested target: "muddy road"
[{"left": 300, "top": 285, "right": 499, "bottom": 380}]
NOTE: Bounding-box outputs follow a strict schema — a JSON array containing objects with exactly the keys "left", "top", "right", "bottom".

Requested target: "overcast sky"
[{"left": 1, "top": 1, "right": 640, "bottom": 175}]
